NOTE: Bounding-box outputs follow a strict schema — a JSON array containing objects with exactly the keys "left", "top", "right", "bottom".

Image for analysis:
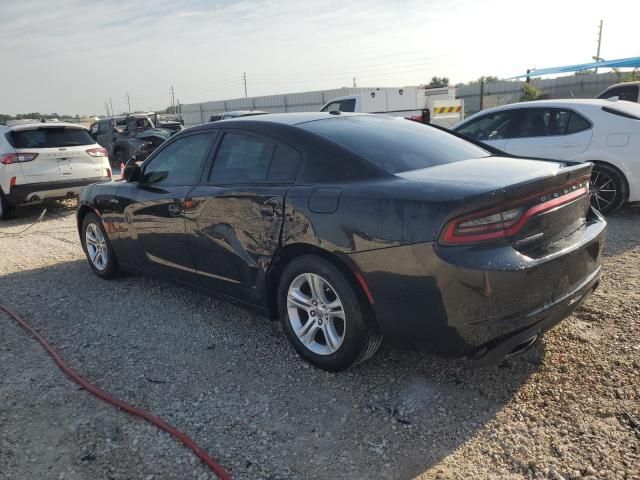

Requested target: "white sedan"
[{"left": 453, "top": 99, "right": 640, "bottom": 213}]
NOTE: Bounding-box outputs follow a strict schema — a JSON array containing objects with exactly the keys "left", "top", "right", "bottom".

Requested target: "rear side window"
[
  {"left": 514, "top": 108, "right": 591, "bottom": 137},
  {"left": 209, "top": 133, "right": 300, "bottom": 184},
  {"left": 9, "top": 127, "right": 94, "bottom": 148},
  {"left": 566, "top": 112, "right": 592, "bottom": 133},
  {"left": 301, "top": 115, "right": 490, "bottom": 173}
]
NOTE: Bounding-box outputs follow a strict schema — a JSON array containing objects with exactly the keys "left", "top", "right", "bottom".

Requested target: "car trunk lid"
[{"left": 398, "top": 156, "right": 593, "bottom": 255}]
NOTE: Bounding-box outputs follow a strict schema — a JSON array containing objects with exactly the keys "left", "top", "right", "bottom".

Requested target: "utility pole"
[
  {"left": 105, "top": 100, "right": 110, "bottom": 117},
  {"left": 170, "top": 85, "right": 176, "bottom": 113},
  {"left": 242, "top": 72, "right": 248, "bottom": 98},
  {"left": 109, "top": 98, "right": 114, "bottom": 116},
  {"left": 353, "top": 77, "right": 356, "bottom": 88},
  {"left": 479, "top": 77, "right": 484, "bottom": 111},
  {"left": 125, "top": 93, "right": 131, "bottom": 113},
  {"left": 594, "top": 19, "right": 603, "bottom": 73}
]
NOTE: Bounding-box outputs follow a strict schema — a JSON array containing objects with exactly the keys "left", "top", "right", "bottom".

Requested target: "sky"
[{"left": 1, "top": 0, "right": 638, "bottom": 115}]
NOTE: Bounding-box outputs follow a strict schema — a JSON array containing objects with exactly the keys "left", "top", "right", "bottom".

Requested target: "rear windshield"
[
  {"left": 299, "top": 115, "right": 490, "bottom": 173},
  {"left": 602, "top": 105, "right": 640, "bottom": 120},
  {"left": 9, "top": 127, "right": 94, "bottom": 148}
]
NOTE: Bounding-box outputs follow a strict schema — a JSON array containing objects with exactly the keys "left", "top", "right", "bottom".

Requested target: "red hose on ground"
[{"left": 0, "top": 304, "right": 232, "bottom": 480}]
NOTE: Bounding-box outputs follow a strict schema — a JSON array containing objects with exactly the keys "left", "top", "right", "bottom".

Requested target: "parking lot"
[{"left": 0, "top": 201, "right": 638, "bottom": 480}]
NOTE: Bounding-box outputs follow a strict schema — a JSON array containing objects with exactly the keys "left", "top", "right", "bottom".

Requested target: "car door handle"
[
  {"left": 167, "top": 203, "right": 182, "bottom": 216},
  {"left": 560, "top": 144, "right": 580, "bottom": 148}
]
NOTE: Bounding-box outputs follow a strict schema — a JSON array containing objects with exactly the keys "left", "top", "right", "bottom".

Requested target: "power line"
[{"left": 177, "top": 54, "right": 453, "bottom": 96}]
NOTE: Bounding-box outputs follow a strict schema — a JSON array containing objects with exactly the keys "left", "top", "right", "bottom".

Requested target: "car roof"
[
  {"left": 0, "top": 122, "right": 87, "bottom": 132},
  {"left": 602, "top": 81, "right": 640, "bottom": 88},
  {"left": 214, "top": 111, "right": 364, "bottom": 125},
  {"left": 223, "top": 110, "right": 268, "bottom": 115},
  {"left": 458, "top": 98, "right": 639, "bottom": 124}
]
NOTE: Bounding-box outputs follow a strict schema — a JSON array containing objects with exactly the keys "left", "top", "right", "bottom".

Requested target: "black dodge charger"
[{"left": 77, "top": 113, "right": 606, "bottom": 371}]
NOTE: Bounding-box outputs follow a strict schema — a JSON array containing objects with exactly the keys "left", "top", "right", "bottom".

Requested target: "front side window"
[
  {"left": 456, "top": 111, "right": 516, "bottom": 141},
  {"left": 338, "top": 99, "right": 356, "bottom": 112},
  {"left": 321, "top": 101, "right": 341, "bottom": 113},
  {"left": 598, "top": 85, "right": 639, "bottom": 102},
  {"left": 209, "top": 133, "right": 301, "bottom": 184},
  {"left": 141, "top": 133, "right": 213, "bottom": 186},
  {"left": 97, "top": 122, "right": 108, "bottom": 135}
]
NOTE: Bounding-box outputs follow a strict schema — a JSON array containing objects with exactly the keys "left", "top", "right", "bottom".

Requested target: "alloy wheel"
[
  {"left": 85, "top": 223, "right": 108, "bottom": 271},
  {"left": 590, "top": 170, "right": 617, "bottom": 212},
  {"left": 287, "top": 273, "right": 346, "bottom": 355}
]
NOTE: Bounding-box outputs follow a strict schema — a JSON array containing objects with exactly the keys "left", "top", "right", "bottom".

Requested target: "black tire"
[
  {"left": 113, "top": 148, "right": 127, "bottom": 167},
  {"left": 278, "top": 255, "right": 381, "bottom": 371},
  {"left": 0, "top": 191, "right": 16, "bottom": 220},
  {"left": 590, "top": 163, "right": 627, "bottom": 215},
  {"left": 81, "top": 212, "right": 120, "bottom": 279}
]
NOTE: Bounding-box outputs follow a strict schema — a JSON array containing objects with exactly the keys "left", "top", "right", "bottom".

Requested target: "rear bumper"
[
  {"left": 6, "top": 177, "right": 111, "bottom": 204},
  {"left": 346, "top": 212, "right": 606, "bottom": 364}
]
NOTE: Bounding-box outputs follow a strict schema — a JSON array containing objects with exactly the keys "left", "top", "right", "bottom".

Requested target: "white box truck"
[{"left": 319, "top": 86, "right": 464, "bottom": 127}]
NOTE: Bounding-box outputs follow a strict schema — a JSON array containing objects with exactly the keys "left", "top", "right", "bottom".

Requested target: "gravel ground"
[{"left": 0, "top": 200, "right": 638, "bottom": 480}]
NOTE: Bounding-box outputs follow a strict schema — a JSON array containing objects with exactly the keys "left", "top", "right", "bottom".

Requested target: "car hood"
[{"left": 135, "top": 128, "right": 172, "bottom": 140}]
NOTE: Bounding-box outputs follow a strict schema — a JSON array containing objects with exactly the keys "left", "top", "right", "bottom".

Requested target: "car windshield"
[
  {"left": 299, "top": 115, "right": 490, "bottom": 173},
  {"left": 9, "top": 127, "right": 94, "bottom": 148}
]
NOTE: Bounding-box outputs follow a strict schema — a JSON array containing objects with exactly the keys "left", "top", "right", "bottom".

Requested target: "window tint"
[
  {"left": 209, "top": 133, "right": 300, "bottom": 184},
  {"left": 97, "top": 122, "right": 108, "bottom": 135},
  {"left": 267, "top": 144, "right": 301, "bottom": 182},
  {"left": 339, "top": 99, "right": 356, "bottom": 112},
  {"left": 456, "top": 111, "right": 516, "bottom": 141},
  {"left": 516, "top": 108, "right": 591, "bottom": 137},
  {"left": 142, "top": 133, "right": 212, "bottom": 186},
  {"left": 321, "top": 101, "right": 341, "bottom": 112},
  {"left": 321, "top": 99, "right": 356, "bottom": 113},
  {"left": 9, "top": 127, "right": 94, "bottom": 148},
  {"left": 566, "top": 112, "right": 592, "bottom": 134},
  {"left": 598, "top": 85, "right": 639, "bottom": 102},
  {"left": 300, "top": 116, "right": 490, "bottom": 174}
]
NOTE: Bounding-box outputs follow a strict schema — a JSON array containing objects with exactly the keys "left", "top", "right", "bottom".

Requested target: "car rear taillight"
[
  {"left": 10, "top": 176, "right": 17, "bottom": 187},
  {"left": 86, "top": 147, "right": 108, "bottom": 157},
  {"left": 440, "top": 180, "right": 590, "bottom": 246},
  {"left": 1, "top": 153, "right": 39, "bottom": 164}
]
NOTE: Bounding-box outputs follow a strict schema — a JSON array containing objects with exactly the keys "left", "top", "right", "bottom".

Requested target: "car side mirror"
[{"left": 123, "top": 161, "right": 141, "bottom": 183}]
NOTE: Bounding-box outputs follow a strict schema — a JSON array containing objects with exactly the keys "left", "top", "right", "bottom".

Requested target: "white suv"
[{"left": 0, "top": 122, "right": 112, "bottom": 219}]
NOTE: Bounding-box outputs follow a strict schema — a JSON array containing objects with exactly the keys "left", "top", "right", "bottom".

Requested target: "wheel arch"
[
  {"left": 588, "top": 160, "right": 630, "bottom": 201},
  {"left": 265, "top": 243, "right": 380, "bottom": 333},
  {"left": 76, "top": 204, "right": 99, "bottom": 237}
]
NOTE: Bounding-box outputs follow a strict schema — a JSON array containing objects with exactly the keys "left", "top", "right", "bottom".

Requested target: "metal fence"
[
  {"left": 458, "top": 72, "right": 621, "bottom": 115},
  {"left": 181, "top": 88, "right": 377, "bottom": 126},
  {"left": 181, "top": 72, "right": 625, "bottom": 126}
]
